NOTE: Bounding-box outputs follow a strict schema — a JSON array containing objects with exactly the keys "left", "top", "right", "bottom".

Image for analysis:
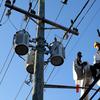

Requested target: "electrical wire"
[
  {"left": 24, "top": 0, "right": 39, "bottom": 30},
  {"left": 63, "top": 0, "right": 90, "bottom": 39},
  {"left": 45, "top": 67, "right": 55, "bottom": 83},
  {"left": 0, "top": 0, "right": 3, "bottom": 7},
  {"left": 0, "top": 7, "right": 7, "bottom": 23},
  {"left": 46, "top": 4, "right": 65, "bottom": 40},
  {"left": 64, "top": 0, "right": 96, "bottom": 49},
  {"left": 14, "top": 74, "right": 29, "bottom": 100},
  {"left": 0, "top": 16, "right": 9, "bottom": 26},
  {"left": 66, "top": 3, "right": 100, "bottom": 58},
  {"left": 45, "top": 0, "right": 96, "bottom": 84},
  {"left": 0, "top": 51, "right": 15, "bottom": 85},
  {"left": 0, "top": 46, "right": 13, "bottom": 75},
  {"left": 8, "top": 17, "right": 18, "bottom": 30},
  {"left": 25, "top": 87, "right": 33, "bottom": 100},
  {"left": 33, "top": 0, "right": 39, "bottom": 10},
  {"left": 55, "top": 4, "right": 64, "bottom": 21},
  {"left": 49, "top": 0, "right": 96, "bottom": 82},
  {"left": 76, "top": 0, "right": 97, "bottom": 28},
  {"left": 90, "top": 87, "right": 100, "bottom": 100}
]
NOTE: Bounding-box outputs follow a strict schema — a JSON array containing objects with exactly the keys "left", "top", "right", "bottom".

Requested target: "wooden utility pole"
[{"left": 32, "top": 0, "right": 45, "bottom": 100}]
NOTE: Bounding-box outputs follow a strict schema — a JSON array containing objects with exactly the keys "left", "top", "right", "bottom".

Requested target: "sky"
[{"left": 0, "top": 0, "right": 100, "bottom": 100}]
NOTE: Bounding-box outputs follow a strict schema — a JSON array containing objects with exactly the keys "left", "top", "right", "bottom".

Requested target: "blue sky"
[{"left": 0, "top": 0, "right": 100, "bottom": 100}]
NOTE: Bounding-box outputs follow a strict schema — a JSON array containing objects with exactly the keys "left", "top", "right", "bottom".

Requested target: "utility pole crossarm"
[
  {"left": 5, "top": 2, "right": 79, "bottom": 36},
  {"left": 44, "top": 84, "right": 99, "bottom": 91}
]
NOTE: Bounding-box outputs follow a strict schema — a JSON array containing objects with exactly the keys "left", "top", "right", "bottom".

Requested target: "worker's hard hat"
[{"left": 94, "top": 42, "right": 100, "bottom": 48}]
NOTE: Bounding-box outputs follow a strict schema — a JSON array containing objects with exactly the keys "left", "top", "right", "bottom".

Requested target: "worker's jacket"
[
  {"left": 93, "top": 50, "right": 100, "bottom": 76},
  {"left": 93, "top": 50, "right": 100, "bottom": 86},
  {"left": 73, "top": 58, "right": 84, "bottom": 80},
  {"left": 94, "top": 50, "right": 100, "bottom": 64}
]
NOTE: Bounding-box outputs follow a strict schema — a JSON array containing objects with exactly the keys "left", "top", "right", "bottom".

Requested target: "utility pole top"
[{"left": 5, "top": 1, "right": 79, "bottom": 36}]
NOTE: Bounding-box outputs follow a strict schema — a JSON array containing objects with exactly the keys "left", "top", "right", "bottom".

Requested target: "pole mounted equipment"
[
  {"left": 26, "top": 50, "right": 35, "bottom": 74},
  {"left": 13, "top": 29, "right": 30, "bottom": 55},
  {"left": 50, "top": 38, "right": 65, "bottom": 66}
]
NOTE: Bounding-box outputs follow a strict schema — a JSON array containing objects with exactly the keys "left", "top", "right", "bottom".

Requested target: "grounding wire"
[
  {"left": 14, "top": 74, "right": 29, "bottom": 100},
  {"left": 0, "top": 46, "right": 13, "bottom": 75},
  {"left": 0, "top": 51, "right": 15, "bottom": 85}
]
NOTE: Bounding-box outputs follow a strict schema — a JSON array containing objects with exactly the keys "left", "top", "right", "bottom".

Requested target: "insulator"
[
  {"left": 30, "top": 9, "right": 36, "bottom": 14},
  {"left": 26, "top": 50, "right": 35, "bottom": 74},
  {"left": 6, "top": 9, "right": 11, "bottom": 16},
  {"left": 14, "top": 29, "right": 30, "bottom": 55},
  {"left": 50, "top": 40, "right": 65, "bottom": 66}
]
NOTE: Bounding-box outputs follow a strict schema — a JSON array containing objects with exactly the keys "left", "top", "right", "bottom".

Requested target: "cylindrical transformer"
[
  {"left": 50, "top": 40, "right": 65, "bottom": 66},
  {"left": 14, "top": 30, "right": 30, "bottom": 55},
  {"left": 26, "top": 50, "right": 35, "bottom": 74}
]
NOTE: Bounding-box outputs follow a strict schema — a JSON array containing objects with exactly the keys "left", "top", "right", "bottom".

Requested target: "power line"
[
  {"left": 14, "top": 74, "right": 29, "bottom": 100},
  {"left": 33, "top": 0, "right": 39, "bottom": 10},
  {"left": 0, "top": 46, "right": 13, "bottom": 75},
  {"left": 8, "top": 17, "right": 18, "bottom": 30},
  {"left": 66, "top": 4, "right": 100, "bottom": 57},
  {"left": 49, "top": 0, "right": 94, "bottom": 80},
  {"left": 76, "top": 0, "right": 97, "bottom": 28},
  {"left": 0, "top": 51, "right": 15, "bottom": 85},
  {"left": 0, "top": 0, "right": 3, "bottom": 7},
  {"left": 45, "top": 67, "right": 55, "bottom": 83},
  {"left": 25, "top": 87, "right": 33, "bottom": 100},
  {"left": 63, "top": 0, "right": 90, "bottom": 39},
  {"left": 46, "top": 4, "right": 65, "bottom": 40},
  {"left": 64, "top": 0, "right": 97, "bottom": 49},
  {"left": 0, "top": 16, "right": 9, "bottom": 26},
  {"left": 90, "top": 87, "right": 100, "bottom": 100},
  {"left": 0, "top": 7, "right": 7, "bottom": 23},
  {"left": 50, "top": 0, "right": 97, "bottom": 85},
  {"left": 24, "top": 0, "right": 38, "bottom": 30},
  {"left": 55, "top": 4, "right": 64, "bottom": 21}
]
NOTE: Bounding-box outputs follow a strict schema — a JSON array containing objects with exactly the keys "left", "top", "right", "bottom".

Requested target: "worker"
[
  {"left": 73, "top": 51, "right": 84, "bottom": 80},
  {"left": 73, "top": 51, "right": 85, "bottom": 93},
  {"left": 91, "top": 42, "right": 100, "bottom": 79}
]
